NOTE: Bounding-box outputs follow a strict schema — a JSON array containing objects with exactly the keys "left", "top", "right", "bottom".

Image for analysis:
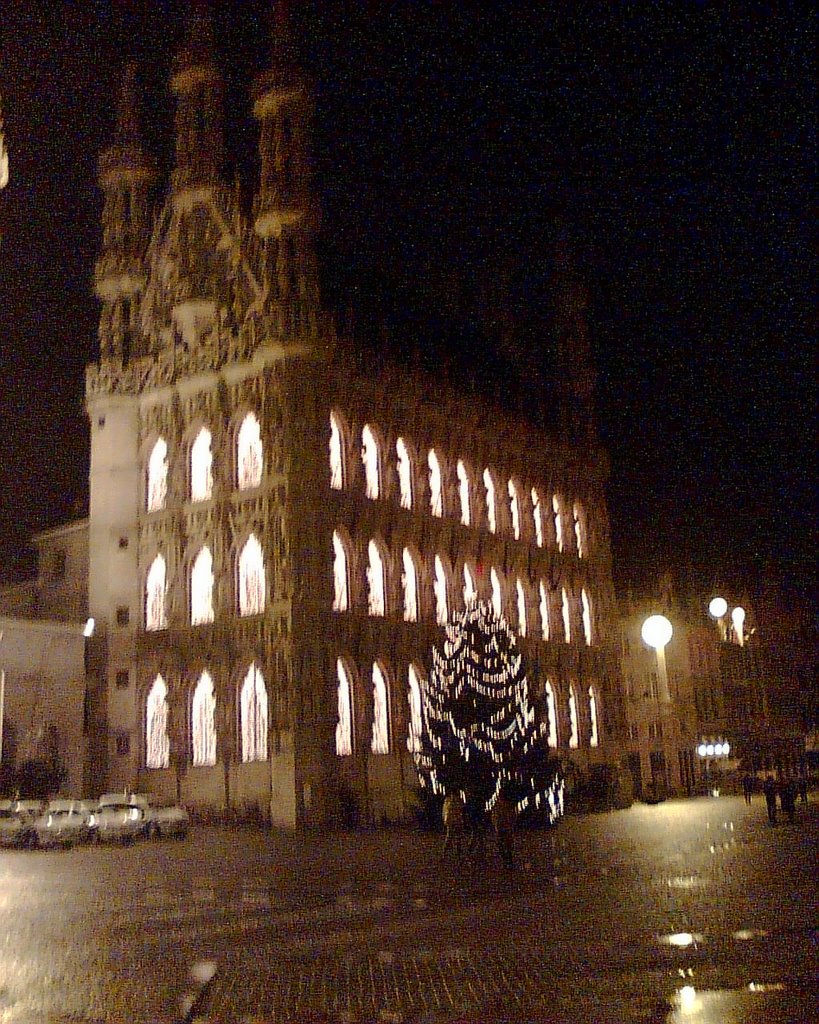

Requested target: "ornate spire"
[{"left": 554, "top": 237, "right": 597, "bottom": 445}]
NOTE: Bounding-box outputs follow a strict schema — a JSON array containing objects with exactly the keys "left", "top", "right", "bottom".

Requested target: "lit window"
[
  {"left": 146, "top": 554, "right": 167, "bottom": 632},
  {"left": 190, "top": 547, "right": 214, "bottom": 625},
  {"left": 552, "top": 494, "right": 563, "bottom": 551},
  {"left": 240, "top": 663, "right": 268, "bottom": 762},
  {"left": 371, "top": 663, "right": 390, "bottom": 754},
  {"left": 428, "top": 449, "right": 443, "bottom": 517},
  {"left": 191, "top": 427, "right": 213, "bottom": 502},
  {"left": 407, "top": 665, "right": 424, "bottom": 753},
  {"left": 147, "top": 438, "right": 168, "bottom": 512},
  {"left": 562, "top": 587, "right": 572, "bottom": 643},
  {"left": 237, "top": 412, "right": 263, "bottom": 490},
  {"left": 544, "top": 680, "right": 557, "bottom": 748},
  {"left": 145, "top": 675, "right": 169, "bottom": 769},
  {"left": 573, "top": 502, "right": 586, "bottom": 558},
  {"left": 568, "top": 684, "right": 579, "bottom": 749},
  {"left": 434, "top": 555, "right": 449, "bottom": 626},
  {"left": 589, "top": 686, "right": 599, "bottom": 748},
  {"left": 539, "top": 581, "right": 550, "bottom": 641},
  {"left": 396, "top": 437, "right": 413, "bottom": 509},
  {"left": 332, "top": 531, "right": 349, "bottom": 612},
  {"left": 457, "top": 460, "right": 471, "bottom": 526},
  {"left": 239, "top": 534, "right": 266, "bottom": 616},
  {"left": 508, "top": 481, "right": 521, "bottom": 540},
  {"left": 516, "top": 579, "right": 527, "bottom": 637},
  {"left": 192, "top": 671, "right": 217, "bottom": 766},
  {"left": 361, "top": 424, "right": 380, "bottom": 500},
  {"left": 329, "top": 412, "right": 344, "bottom": 490},
  {"left": 491, "top": 568, "right": 503, "bottom": 620},
  {"left": 484, "top": 469, "right": 497, "bottom": 533},
  {"left": 463, "top": 564, "right": 477, "bottom": 607},
  {"left": 581, "top": 588, "right": 593, "bottom": 646},
  {"left": 336, "top": 659, "right": 352, "bottom": 756},
  {"left": 367, "top": 539, "right": 385, "bottom": 616},
  {"left": 402, "top": 548, "right": 418, "bottom": 622},
  {"left": 531, "top": 488, "right": 544, "bottom": 547}
]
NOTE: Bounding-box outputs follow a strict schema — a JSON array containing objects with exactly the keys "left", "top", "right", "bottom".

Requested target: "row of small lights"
[{"left": 697, "top": 740, "right": 730, "bottom": 758}]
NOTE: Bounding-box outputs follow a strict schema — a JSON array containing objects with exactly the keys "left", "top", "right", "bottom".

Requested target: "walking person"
[
  {"left": 742, "top": 772, "right": 754, "bottom": 805},
  {"left": 797, "top": 772, "right": 808, "bottom": 805},
  {"left": 492, "top": 785, "right": 517, "bottom": 870},
  {"left": 442, "top": 791, "right": 467, "bottom": 864},
  {"left": 780, "top": 777, "right": 797, "bottom": 824},
  {"left": 762, "top": 774, "right": 778, "bottom": 825}
]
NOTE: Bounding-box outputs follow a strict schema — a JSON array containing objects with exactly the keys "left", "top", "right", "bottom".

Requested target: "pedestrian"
[
  {"left": 442, "top": 791, "right": 467, "bottom": 864},
  {"left": 742, "top": 772, "right": 754, "bottom": 805},
  {"left": 780, "top": 778, "right": 796, "bottom": 824},
  {"left": 762, "top": 775, "right": 778, "bottom": 824},
  {"left": 797, "top": 772, "right": 808, "bottom": 805},
  {"left": 492, "top": 785, "right": 517, "bottom": 870},
  {"left": 465, "top": 789, "right": 488, "bottom": 864}
]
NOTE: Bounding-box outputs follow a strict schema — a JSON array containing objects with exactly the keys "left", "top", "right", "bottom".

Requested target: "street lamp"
[
  {"left": 731, "top": 606, "right": 746, "bottom": 647},
  {"left": 708, "top": 596, "right": 728, "bottom": 640},
  {"left": 641, "top": 614, "right": 673, "bottom": 702}
]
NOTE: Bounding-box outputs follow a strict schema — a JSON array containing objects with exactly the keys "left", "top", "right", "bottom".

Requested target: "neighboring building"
[{"left": 81, "top": 8, "right": 625, "bottom": 828}]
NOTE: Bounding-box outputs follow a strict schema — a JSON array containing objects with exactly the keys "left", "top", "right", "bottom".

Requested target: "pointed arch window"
[
  {"left": 329, "top": 412, "right": 344, "bottom": 490},
  {"left": 238, "top": 534, "right": 266, "bottom": 616},
  {"left": 191, "top": 427, "right": 213, "bottom": 503},
  {"left": 491, "top": 568, "right": 503, "bottom": 620},
  {"left": 463, "top": 564, "right": 477, "bottom": 608},
  {"left": 544, "top": 680, "right": 558, "bottom": 749},
  {"left": 191, "top": 546, "right": 215, "bottom": 625},
  {"left": 568, "top": 684, "right": 579, "bottom": 749},
  {"left": 428, "top": 449, "right": 443, "bottom": 517},
  {"left": 240, "top": 663, "right": 268, "bottom": 762},
  {"left": 562, "top": 587, "right": 572, "bottom": 643},
  {"left": 483, "top": 469, "right": 497, "bottom": 534},
  {"left": 539, "top": 581, "right": 550, "bottom": 641},
  {"left": 361, "top": 424, "right": 380, "bottom": 500},
  {"left": 407, "top": 665, "right": 424, "bottom": 754},
  {"left": 531, "top": 488, "right": 544, "bottom": 548},
  {"left": 371, "top": 662, "right": 390, "bottom": 754},
  {"left": 457, "top": 460, "right": 471, "bottom": 526},
  {"left": 367, "top": 539, "right": 385, "bottom": 616},
  {"left": 396, "top": 437, "right": 413, "bottom": 509},
  {"left": 573, "top": 502, "right": 586, "bottom": 558},
  {"left": 336, "top": 659, "right": 353, "bottom": 756},
  {"left": 145, "top": 675, "right": 170, "bottom": 769},
  {"left": 589, "top": 686, "right": 599, "bottom": 748},
  {"left": 192, "top": 671, "right": 217, "bottom": 766},
  {"left": 401, "top": 548, "right": 418, "bottom": 623},
  {"left": 332, "top": 531, "right": 349, "bottom": 612},
  {"left": 508, "top": 481, "right": 521, "bottom": 540},
  {"left": 434, "top": 555, "right": 449, "bottom": 626},
  {"left": 516, "top": 579, "right": 527, "bottom": 637},
  {"left": 146, "top": 554, "right": 167, "bottom": 632},
  {"left": 581, "top": 588, "right": 593, "bottom": 646},
  {"left": 237, "top": 412, "right": 263, "bottom": 490},
  {"left": 147, "top": 438, "right": 168, "bottom": 512},
  {"left": 552, "top": 494, "right": 563, "bottom": 552}
]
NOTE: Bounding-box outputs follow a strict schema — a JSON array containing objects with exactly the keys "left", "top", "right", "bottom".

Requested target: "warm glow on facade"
[
  {"left": 434, "top": 555, "right": 448, "bottom": 625},
  {"left": 145, "top": 675, "right": 170, "bottom": 769},
  {"left": 240, "top": 663, "right": 268, "bottom": 762},
  {"left": 371, "top": 662, "right": 390, "bottom": 754},
  {"left": 190, "top": 546, "right": 215, "bottom": 625},
  {"left": 402, "top": 547, "right": 418, "bottom": 622},
  {"left": 146, "top": 554, "right": 167, "bottom": 631},
  {"left": 367, "top": 539, "right": 386, "bottom": 616},
  {"left": 192, "top": 671, "right": 217, "bottom": 766},
  {"left": 361, "top": 424, "right": 380, "bottom": 499},
  {"left": 147, "top": 438, "right": 168, "bottom": 512},
  {"left": 428, "top": 449, "right": 443, "bottom": 517},
  {"left": 191, "top": 427, "right": 213, "bottom": 502},
  {"left": 329, "top": 412, "right": 343, "bottom": 489},
  {"left": 238, "top": 534, "right": 266, "bottom": 616},
  {"left": 396, "top": 437, "right": 412, "bottom": 509},
  {"left": 332, "top": 531, "right": 349, "bottom": 611},
  {"left": 237, "top": 412, "right": 263, "bottom": 490},
  {"left": 483, "top": 468, "right": 496, "bottom": 533},
  {"left": 457, "top": 459, "right": 471, "bottom": 526},
  {"left": 336, "top": 659, "right": 352, "bottom": 756}
]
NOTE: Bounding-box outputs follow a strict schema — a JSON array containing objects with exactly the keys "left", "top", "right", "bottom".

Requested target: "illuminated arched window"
[
  {"left": 581, "top": 588, "right": 593, "bottom": 646},
  {"left": 434, "top": 555, "right": 449, "bottom": 626},
  {"left": 552, "top": 494, "right": 563, "bottom": 552},
  {"left": 190, "top": 546, "right": 214, "bottom": 625},
  {"left": 239, "top": 534, "right": 266, "bottom": 616},
  {"left": 539, "top": 581, "right": 550, "bottom": 641},
  {"left": 146, "top": 554, "right": 167, "bottom": 632},
  {"left": 457, "top": 460, "right": 471, "bottom": 526},
  {"left": 367, "top": 539, "right": 385, "bottom": 616},
  {"left": 361, "top": 424, "right": 380, "bottom": 499},
  {"left": 336, "top": 659, "right": 353, "bottom": 756},
  {"left": 544, "top": 680, "right": 558, "bottom": 749},
  {"left": 428, "top": 449, "right": 443, "bottom": 517},
  {"left": 463, "top": 564, "right": 477, "bottom": 607},
  {"left": 147, "top": 438, "right": 168, "bottom": 512},
  {"left": 508, "top": 480, "right": 521, "bottom": 540},
  {"left": 573, "top": 502, "right": 586, "bottom": 558},
  {"left": 191, "top": 427, "right": 213, "bottom": 503},
  {"left": 237, "top": 412, "right": 263, "bottom": 490},
  {"left": 491, "top": 568, "right": 503, "bottom": 620},
  {"left": 568, "top": 684, "right": 579, "bottom": 749},
  {"left": 240, "top": 663, "right": 268, "bottom": 762},
  {"left": 402, "top": 548, "right": 418, "bottom": 623},
  {"left": 145, "top": 675, "right": 169, "bottom": 769},
  {"left": 192, "top": 671, "right": 217, "bottom": 766},
  {"left": 589, "top": 686, "right": 599, "bottom": 748},
  {"left": 407, "top": 664, "right": 424, "bottom": 753},
  {"left": 396, "top": 437, "right": 413, "bottom": 509},
  {"left": 371, "top": 662, "right": 390, "bottom": 754},
  {"left": 562, "top": 587, "right": 572, "bottom": 643},
  {"left": 516, "top": 579, "right": 527, "bottom": 637},
  {"left": 329, "top": 412, "right": 344, "bottom": 490},
  {"left": 484, "top": 469, "right": 497, "bottom": 533},
  {"left": 531, "top": 488, "right": 544, "bottom": 548},
  {"left": 332, "top": 531, "right": 349, "bottom": 612}
]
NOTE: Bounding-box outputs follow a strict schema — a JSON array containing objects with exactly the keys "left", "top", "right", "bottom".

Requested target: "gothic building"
[{"left": 85, "top": 8, "right": 623, "bottom": 828}]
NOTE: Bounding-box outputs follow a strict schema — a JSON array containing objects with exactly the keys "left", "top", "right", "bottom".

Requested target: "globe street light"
[
  {"left": 708, "top": 596, "right": 728, "bottom": 640},
  {"left": 641, "top": 614, "right": 673, "bottom": 703},
  {"left": 731, "top": 606, "right": 746, "bottom": 647}
]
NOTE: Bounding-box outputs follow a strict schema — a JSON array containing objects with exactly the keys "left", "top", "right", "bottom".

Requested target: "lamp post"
[
  {"left": 641, "top": 614, "right": 673, "bottom": 703},
  {"left": 708, "top": 596, "right": 728, "bottom": 641}
]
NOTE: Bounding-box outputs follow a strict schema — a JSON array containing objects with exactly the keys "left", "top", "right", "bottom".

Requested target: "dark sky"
[{"left": 0, "top": 2, "right": 814, "bottom": 607}]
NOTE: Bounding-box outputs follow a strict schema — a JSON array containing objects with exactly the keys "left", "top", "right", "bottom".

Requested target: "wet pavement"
[{"left": 0, "top": 794, "right": 814, "bottom": 1022}]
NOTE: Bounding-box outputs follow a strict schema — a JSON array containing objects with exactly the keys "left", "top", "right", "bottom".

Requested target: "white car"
[
  {"left": 89, "top": 797, "right": 146, "bottom": 844},
  {"left": 33, "top": 800, "right": 94, "bottom": 849},
  {"left": 0, "top": 800, "right": 43, "bottom": 848},
  {"left": 129, "top": 794, "right": 189, "bottom": 839}
]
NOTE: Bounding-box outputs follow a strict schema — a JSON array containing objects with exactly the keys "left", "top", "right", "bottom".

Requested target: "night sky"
[{"left": 0, "top": 2, "right": 813, "bottom": 609}]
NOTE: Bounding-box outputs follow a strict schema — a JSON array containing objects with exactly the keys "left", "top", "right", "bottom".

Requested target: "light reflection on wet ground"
[{"left": 657, "top": 983, "right": 809, "bottom": 1023}]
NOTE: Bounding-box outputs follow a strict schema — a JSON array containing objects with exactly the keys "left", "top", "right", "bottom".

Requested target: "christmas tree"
[{"left": 414, "top": 600, "right": 564, "bottom": 823}]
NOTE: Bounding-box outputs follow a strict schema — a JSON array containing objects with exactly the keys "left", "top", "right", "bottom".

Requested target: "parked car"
[
  {"left": 89, "top": 796, "right": 146, "bottom": 844},
  {"left": 0, "top": 800, "right": 43, "bottom": 848},
  {"left": 129, "top": 794, "right": 189, "bottom": 839},
  {"left": 33, "top": 800, "right": 94, "bottom": 849}
]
